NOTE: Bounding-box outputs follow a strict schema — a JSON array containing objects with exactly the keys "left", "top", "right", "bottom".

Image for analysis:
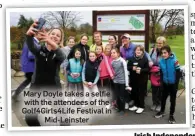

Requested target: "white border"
[{"left": 6, "top": 5, "right": 190, "bottom": 131}]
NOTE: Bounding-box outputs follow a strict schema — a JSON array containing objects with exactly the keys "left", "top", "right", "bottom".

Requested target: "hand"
[
  {"left": 149, "top": 61, "right": 153, "bottom": 67},
  {"left": 125, "top": 86, "right": 132, "bottom": 92},
  {"left": 88, "top": 84, "right": 94, "bottom": 88},
  {"left": 38, "top": 30, "right": 58, "bottom": 50},
  {"left": 26, "top": 20, "right": 39, "bottom": 36},
  {"left": 88, "top": 82, "right": 94, "bottom": 88},
  {"left": 70, "top": 73, "right": 76, "bottom": 78},
  {"left": 111, "top": 76, "right": 114, "bottom": 80},
  {"left": 75, "top": 73, "right": 80, "bottom": 78},
  {"left": 136, "top": 68, "right": 141, "bottom": 74},
  {"left": 83, "top": 81, "right": 88, "bottom": 86},
  {"left": 133, "top": 66, "right": 137, "bottom": 71}
]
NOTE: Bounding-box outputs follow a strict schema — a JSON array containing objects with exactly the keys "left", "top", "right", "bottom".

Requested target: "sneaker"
[
  {"left": 169, "top": 115, "right": 176, "bottom": 124},
  {"left": 150, "top": 105, "right": 156, "bottom": 111},
  {"left": 125, "top": 103, "right": 129, "bottom": 109},
  {"left": 129, "top": 106, "right": 138, "bottom": 111},
  {"left": 154, "top": 111, "right": 165, "bottom": 118},
  {"left": 136, "top": 108, "right": 144, "bottom": 114},
  {"left": 155, "top": 105, "right": 161, "bottom": 112}
]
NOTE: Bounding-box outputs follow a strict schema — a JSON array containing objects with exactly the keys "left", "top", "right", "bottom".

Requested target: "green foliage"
[{"left": 149, "top": 23, "right": 163, "bottom": 43}]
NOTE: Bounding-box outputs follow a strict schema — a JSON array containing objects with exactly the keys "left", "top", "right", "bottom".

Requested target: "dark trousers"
[
  {"left": 160, "top": 83, "right": 177, "bottom": 115},
  {"left": 114, "top": 83, "right": 128, "bottom": 111},
  {"left": 134, "top": 85, "right": 145, "bottom": 108},
  {"left": 15, "top": 72, "right": 33, "bottom": 96},
  {"left": 152, "top": 85, "right": 161, "bottom": 106},
  {"left": 25, "top": 114, "right": 41, "bottom": 126}
]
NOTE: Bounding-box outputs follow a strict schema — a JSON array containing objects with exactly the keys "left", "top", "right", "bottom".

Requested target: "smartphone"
[{"left": 34, "top": 18, "right": 46, "bottom": 31}]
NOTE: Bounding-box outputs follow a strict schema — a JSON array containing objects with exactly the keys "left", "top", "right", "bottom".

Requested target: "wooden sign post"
[{"left": 93, "top": 10, "right": 150, "bottom": 52}]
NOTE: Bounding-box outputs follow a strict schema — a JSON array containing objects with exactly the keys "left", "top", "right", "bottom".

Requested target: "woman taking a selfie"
[{"left": 25, "top": 20, "right": 66, "bottom": 126}]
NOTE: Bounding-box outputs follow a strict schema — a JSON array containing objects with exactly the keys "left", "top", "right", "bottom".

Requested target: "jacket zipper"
[
  {"left": 46, "top": 52, "right": 48, "bottom": 61},
  {"left": 165, "top": 59, "right": 169, "bottom": 83},
  {"left": 84, "top": 47, "right": 87, "bottom": 61}
]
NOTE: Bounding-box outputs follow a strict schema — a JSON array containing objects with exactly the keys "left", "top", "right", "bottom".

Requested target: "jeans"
[{"left": 14, "top": 72, "right": 33, "bottom": 96}]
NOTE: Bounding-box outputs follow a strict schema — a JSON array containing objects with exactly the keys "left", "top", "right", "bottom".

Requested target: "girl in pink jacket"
[
  {"left": 96, "top": 44, "right": 115, "bottom": 109},
  {"left": 95, "top": 45, "right": 114, "bottom": 87}
]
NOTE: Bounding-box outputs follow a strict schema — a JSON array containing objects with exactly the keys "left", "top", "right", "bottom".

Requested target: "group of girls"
[
  {"left": 62, "top": 32, "right": 180, "bottom": 124},
  {"left": 20, "top": 19, "right": 180, "bottom": 126},
  {"left": 62, "top": 32, "right": 150, "bottom": 114}
]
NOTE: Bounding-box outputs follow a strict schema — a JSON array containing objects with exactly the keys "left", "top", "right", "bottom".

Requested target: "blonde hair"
[
  {"left": 48, "top": 28, "right": 64, "bottom": 48},
  {"left": 135, "top": 45, "right": 145, "bottom": 53},
  {"left": 156, "top": 36, "right": 166, "bottom": 46},
  {"left": 105, "top": 44, "right": 112, "bottom": 48},
  {"left": 68, "top": 36, "right": 75, "bottom": 41}
]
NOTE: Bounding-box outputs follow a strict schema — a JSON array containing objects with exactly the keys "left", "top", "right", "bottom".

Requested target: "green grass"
[{"left": 166, "top": 35, "right": 185, "bottom": 65}]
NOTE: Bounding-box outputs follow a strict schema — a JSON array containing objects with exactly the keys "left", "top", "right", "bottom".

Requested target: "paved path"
[{"left": 11, "top": 76, "right": 186, "bottom": 127}]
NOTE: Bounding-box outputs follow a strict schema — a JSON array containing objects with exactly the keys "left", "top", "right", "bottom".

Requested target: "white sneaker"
[
  {"left": 125, "top": 103, "right": 129, "bottom": 109},
  {"left": 129, "top": 106, "right": 138, "bottom": 111},
  {"left": 136, "top": 108, "right": 144, "bottom": 114}
]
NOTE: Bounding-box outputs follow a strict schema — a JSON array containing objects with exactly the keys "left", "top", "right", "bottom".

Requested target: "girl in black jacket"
[
  {"left": 68, "top": 34, "right": 89, "bottom": 61},
  {"left": 127, "top": 45, "right": 149, "bottom": 114},
  {"left": 25, "top": 21, "right": 67, "bottom": 126}
]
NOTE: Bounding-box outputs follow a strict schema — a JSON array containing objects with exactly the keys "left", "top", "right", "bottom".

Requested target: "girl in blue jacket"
[
  {"left": 155, "top": 45, "right": 180, "bottom": 124},
  {"left": 66, "top": 48, "right": 84, "bottom": 94}
]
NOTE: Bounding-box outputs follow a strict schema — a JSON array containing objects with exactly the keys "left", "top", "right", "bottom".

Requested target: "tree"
[
  {"left": 18, "top": 15, "right": 33, "bottom": 29},
  {"left": 79, "top": 23, "right": 92, "bottom": 35},
  {"left": 42, "top": 11, "right": 81, "bottom": 31},
  {"left": 149, "top": 23, "right": 163, "bottom": 43},
  {"left": 150, "top": 9, "right": 184, "bottom": 43},
  {"left": 16, "top": 15, "right": 34, "bottom": 49}
]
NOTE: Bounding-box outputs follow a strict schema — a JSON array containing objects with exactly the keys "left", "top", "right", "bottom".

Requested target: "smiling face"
[
  {"left": 122, "top": 36, "right": 130, "bottom": 46},
  {"left": 108, "top": 36, "right": 117, "bottom": 45},
  {"left": 95, "top": 46, "right": 103, "bottom": 55},
  {"left": 105, "top": 45, "right": 112, "bottom": 55},
  {"left": 111, "top": 49, "right": 120, "bottom": 60},
  {"left": 135, "top": 47, "right": 144, "bottom": 57},
  {"left": 68, "top": 38, "right": 75, "bottom": 47},
  {"left": 49, "top": 29, "right": 62, "bottom": 45},
  {"left": 89, "top": 52, "right": 97, "bottom": 62},
  {"left": 94, "top": 33, "right": 102, "bottom": 44},
  {"left": 156, "top": 39, "right": 164, "bottom": 49},
  {"left": 80, "top": 36, "right": 88, "bottom": 45},
  {"left": 161, "top": 49, "right": 170, "bottom": 59},
  {"left": 75, "top": 50, "right": 81, "bottom": 59}
]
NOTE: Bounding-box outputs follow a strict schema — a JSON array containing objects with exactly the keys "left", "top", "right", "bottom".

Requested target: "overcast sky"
[{"left": 10, "top": 11, "right": 92, "bottom": 27}]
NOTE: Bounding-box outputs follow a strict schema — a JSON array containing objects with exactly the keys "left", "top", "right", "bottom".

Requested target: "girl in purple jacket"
[{"left": 12, "top": 35, "right": 40, "bottom": 101}]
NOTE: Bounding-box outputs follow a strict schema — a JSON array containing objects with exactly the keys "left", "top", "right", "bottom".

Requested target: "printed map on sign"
[{"left": 97, "top": 14, "right": 145, "bottom": 31}]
